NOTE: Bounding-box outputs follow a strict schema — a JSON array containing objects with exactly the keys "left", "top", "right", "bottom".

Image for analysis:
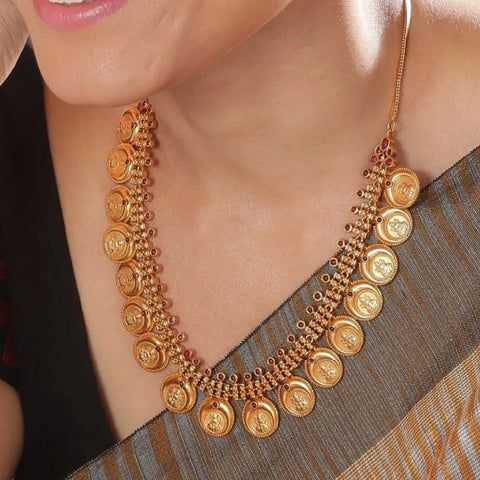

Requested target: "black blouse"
[{"left": 0, "top": 47, "right": 115, "bottom": 479}]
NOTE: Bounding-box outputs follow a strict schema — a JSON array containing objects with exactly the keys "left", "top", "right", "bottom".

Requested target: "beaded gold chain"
[{"left": 103, "top": 1, "right": 416, "bottom": 438}]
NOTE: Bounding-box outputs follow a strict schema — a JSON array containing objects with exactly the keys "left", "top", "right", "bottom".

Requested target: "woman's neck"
[{"left": 148, "top": 0, "right": 404, "bottom": 205}]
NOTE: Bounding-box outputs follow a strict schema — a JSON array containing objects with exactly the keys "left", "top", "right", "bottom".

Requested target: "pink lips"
[{"left": 33, "top": 0, "right": 129, "bottom": 30}]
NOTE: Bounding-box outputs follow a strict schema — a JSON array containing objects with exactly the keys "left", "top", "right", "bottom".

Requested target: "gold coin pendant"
[
  {"left": 107, "top": 144, "right": 135, "bottom": 184},
  {"left": 327, "top": 316, "right": 364, "bottom": 356},
  {"left": 242, "top": 397, "right": 279, "bottom": 438},
  {"left": 116, "top": 261, "right": 143, "bottom": 297},
  {"left": 198, "top": 397, "right": 235, "bottom": 437},
  {"left": 121, "top": 296, "right": 153, "bottom": 336},
  {"left": 106, "top": 185, "right": 132, "bottom": 223},
  {"left": 278, "top": 376, "right": 315, "bottom": 417},
  {"left": 359, "top": 244, "right": 398, "bottom": 285},
  {"left": 344, "top": 280, "right": 383, "bottom": 321},
  {"left": 133, "top": 333, "right": 169, "bottom": 372},
  {"left": 384, "top": 167, "right": 420, "bottom": 208},
  {"left": 162, "top": 374, "right": 197, "bottom": 414},
  {"left": 117, "top": 107, "right": 141, "bottom": 144},
  {"left": 304, "top": 348, "right": 343, "bottom": 388},
  {"left": 103, "top": 223, "right": 136, "bottom": 264},
  {"left": 374, "top": 207, "right": 413, "bottom": 246}
]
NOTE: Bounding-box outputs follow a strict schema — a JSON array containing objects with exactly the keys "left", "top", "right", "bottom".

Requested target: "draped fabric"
[{"left": 67, "top": 150, "right": 480, "bottom": 479}]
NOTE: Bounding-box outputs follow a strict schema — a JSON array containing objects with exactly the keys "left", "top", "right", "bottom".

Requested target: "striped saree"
[{"left": 67, "top": 148, "right": 480, "bottom": 480}]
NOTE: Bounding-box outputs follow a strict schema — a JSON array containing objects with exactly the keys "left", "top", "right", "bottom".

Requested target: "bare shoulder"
[
  {"left": 398, "top": 0, "right": 480, "bottom": 184},
  {"left": 0, "top": 379, "right": 23, "bottom": 478}
]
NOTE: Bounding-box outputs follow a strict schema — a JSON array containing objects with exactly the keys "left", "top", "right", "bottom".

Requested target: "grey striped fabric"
[{"left": 67, "top": 147, "right": 480, "bottom": 480}]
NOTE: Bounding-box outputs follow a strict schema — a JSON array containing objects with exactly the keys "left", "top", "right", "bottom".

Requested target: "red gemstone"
[
  {"left": 370, "top": 155, "right": 378, "bottom": 164},
  {"left": 184, "top": 349, "right": 192, "bottom": 359},
  {"left": 386, "top": 159, "right": 393, "bottom": 166},
  {"left": 382, "top": 138, "right": 389, "bottom": 149}
]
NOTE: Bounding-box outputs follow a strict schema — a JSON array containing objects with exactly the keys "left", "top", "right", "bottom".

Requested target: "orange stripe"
[
  {"left": 72, "top": 467, "right": 90, "bottom": 480},
  {"left": 337, "top": 346, "right": 480, "bottom": 480},
  {"left": 121, "top": 438, "right": 143, "bottom": 478},
  {"left": 147, "top": 420, "right": 183, "bottom": 480},
  {"left": 102, "top": 449, "right": 123, "bottom": 480}
]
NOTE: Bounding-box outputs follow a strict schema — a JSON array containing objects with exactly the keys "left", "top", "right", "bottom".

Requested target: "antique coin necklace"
[{"left": 103, "top": 1, "right": 416, "bottom": 438}]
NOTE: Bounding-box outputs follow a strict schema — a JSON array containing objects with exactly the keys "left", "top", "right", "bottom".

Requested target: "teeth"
[{"left": 48, "top": 0, "right": 93, "bottom": 4}]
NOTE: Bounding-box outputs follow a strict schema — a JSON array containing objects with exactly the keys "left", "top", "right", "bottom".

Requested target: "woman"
[{"left": 0, "top": 0, "right": 479, "bottom": 478}]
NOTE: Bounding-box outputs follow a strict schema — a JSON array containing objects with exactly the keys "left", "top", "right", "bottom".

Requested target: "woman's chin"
[{"left": 33, "top": 43, "right": 179, "bottom": 107}]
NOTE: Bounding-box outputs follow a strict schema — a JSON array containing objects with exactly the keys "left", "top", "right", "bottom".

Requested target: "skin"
[
  {"left": 2, "top": 0, "right": 480, "bottom": 475},
  {"left": 0, "top": 379, "right": 23, "bottom": 479}
]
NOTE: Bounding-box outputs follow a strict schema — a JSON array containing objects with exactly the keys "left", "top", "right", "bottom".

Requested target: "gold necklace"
[{"left": 103, "top": 0, "right": 416, "bottom": 438}]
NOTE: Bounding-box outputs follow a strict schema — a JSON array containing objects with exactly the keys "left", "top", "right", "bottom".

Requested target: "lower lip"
[{"left": 33, "top": 0, "right": 129, "bottom": 31}]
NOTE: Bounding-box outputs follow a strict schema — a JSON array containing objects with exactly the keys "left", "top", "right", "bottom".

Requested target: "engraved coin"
[
  {"left": 162, "top": 373, "right": 197, "bottom": 413},
  {"left": 117, "top": 107, "right": 140, "bottom": 144},
  {"left": 103, "top": 223, "right": 136, "bottom": 263},
  {"left": 374, "top": 207, "right": 413, "bottom": 246},
  {"left": 304, "top": 348, "right": 343, "bottom": 388},
  {"left": 198, "top": 397, "right": 235, "bottom": 437},
  {"left": 106, "top": 186, "right": 133, "bottom": 223},
  {"left": 121, "top": 296, "right": 153, "bottom": 336},
  {"left": 326, "top": 316, "right": 364, "bottom": 356},
  {"left": 107, "top": 144, "right": 135, "bottom": 184},
  {"left": 278, "top": 376, "right": 315, "bottom": 417},
  {"left": 384, "top": 168, "right": 420, "bottom": 208},
  {"left": 359, "top": 244, "right": 398, "bottom": 285},
  {"left": 116, "top": 261, "right": 143, "bottom": 297},
  {"left": 242, "top": 397, "right": 279, "bottom": 438},
  {"left": 344, "top": 280, "right": 383, "bottom": 321},
  {"left": 133, "top": 333, "right": 169, "bottom": 372}
]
